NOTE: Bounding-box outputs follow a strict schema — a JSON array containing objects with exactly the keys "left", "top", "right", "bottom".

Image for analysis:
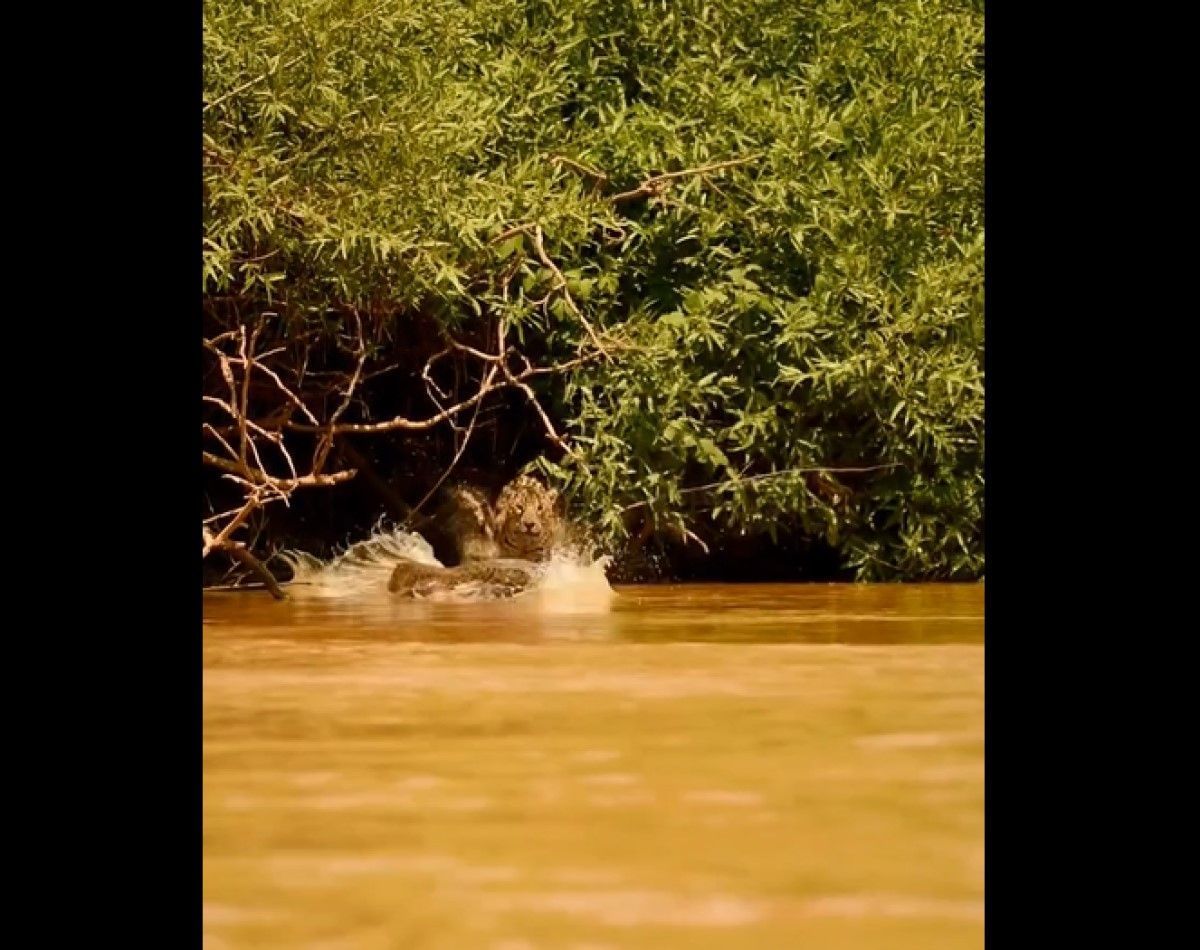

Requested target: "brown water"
[{"left": 204, "top": 583, "right": 984, "bottom": 949}]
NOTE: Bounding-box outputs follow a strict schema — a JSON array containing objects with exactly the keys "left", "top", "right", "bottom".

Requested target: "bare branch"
[
  {"left": 203, "top": 451, "right": 358, "bottom": 490},
  {"left": 409, "top": 363, "right": 497, "bottom": 517},
  {"left": 286, "top": 377, "right": 506, "bottom": 435},
  {"left": 203, "top": 527, "right": 288, "bottom": 600},
  {"left": 620, "top": 464, "right": 900, "bottom": 513},
  {"left": 528, "top": 225, "right": 611, "bottom": 360},
  {"left": 202, "top": 420, "right": 241, "bottom": 466},
  {"left": 238, "top": 352, "right": 321, "bottom": 425},
  {"left": 237, "top": 326, "right": 253, "bottom": 464},
  {"left": 489, "top": 224, "right": 532, "bottom": 246},
  {"left": 285, "top": 321, "right": 603, "bottom": 439},
  {"left": 202, "top": 499, "right": 260, "bottom": 557},
  {"left": 327, "top": 308, "right": 368, "bottom": 428},
  {"left": 612, "top": 156, "right": 758, "bottom": 204},
  {"left": 203, "top": 53, "right": 305, "bottom": 113},
  {"left": 547, "top": 153, "right": 610, "bottom": 188},
  {"left": 203, "top": 214, "right": 618, "bottom": 583},
  {"left": 493, "top": 356, "right": 574, "bottom": 456}
]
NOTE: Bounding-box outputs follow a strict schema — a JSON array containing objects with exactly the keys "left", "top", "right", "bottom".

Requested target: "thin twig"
[
  {"left": 494, "top": 359, "right": 573, "bottom": 456},
  {"left": 237, "top": 326, "right": 253, "bottom": 464},
  {"left": 328, "top": 309, "right": 368, "bottom": 428},
  {"left": 289, "top": 383, "right": 500, "bottom": 435},
  {"left": 202, "top": 420, "right": 241, "bottom": 466},
  {"left": 313, "top": 308, "right": 369, "bottom": 474},
  {"left": 528, "top": 225, "right": 610, "bottom": 359},
  {"left": 225, "top": 348, "right": 320, "bottom": 425},
  {"left": 409, "top": 364, "right": 496, "bottom": 518},
  {"left": 209, "top": 536, "right": 288, "bottom": 600},
  {"left": 203, "top": 451, "right": 358, "bottom": 490},
  {"left": 680, "top": 526, "right": 710, "bottom": 553},
  {"left": 620, "top": 464, "right": 900, "bottom": 512},
  {"left": 203, "top": 53, "right": 305, "bottom": 113},
  {"left": 547, "top": 153, "right": 610, "bottom": 188},
  {"left": 335, "top": 439, "right": 418, "bottom": 524},
  {"left": 611, "top": 156, "right": 758, "bottom": 204},
  {"left": 202, "top": 499, "right": 260, "bottom": 557},
  {"left": 489, "top": 223, "right": 532, "bottom": 246}
]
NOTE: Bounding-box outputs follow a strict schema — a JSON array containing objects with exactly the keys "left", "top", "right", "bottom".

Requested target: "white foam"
[
  {"left": 274, "top": 523, "right": 442, "bottom": 600},
  {"left": 525, "top": 552, "right": 616, "bottom": 613},
  {"left": 274, "top": 526, "right": 613, "bottom": 607}
]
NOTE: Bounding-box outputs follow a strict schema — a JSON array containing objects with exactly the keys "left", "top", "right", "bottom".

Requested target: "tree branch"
[
  {"left": 202, "top": 451, "right": 358, "bottom": 490},
  {"left": 203, "top": 527, "right": 288, "bottom": 600},
  {"left": 620, "top": 464, "right": 900, "bottom": 512},
  {"left": 611, "top": 156, "right": 758, "bottom": 204}
]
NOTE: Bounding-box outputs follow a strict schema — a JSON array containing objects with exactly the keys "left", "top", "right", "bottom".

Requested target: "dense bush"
[{"left": 204, "top": 0, "right": 983, "bottom": 581}]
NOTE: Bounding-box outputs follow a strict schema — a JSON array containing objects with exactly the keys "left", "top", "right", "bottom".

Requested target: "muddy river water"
[{"left": 204, "top": 582, "right": 984, "bottom": 949}]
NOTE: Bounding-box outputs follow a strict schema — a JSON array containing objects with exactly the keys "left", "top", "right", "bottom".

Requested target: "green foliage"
[{"left": 204, "top": 0, "right": 983, "bottom": 580}]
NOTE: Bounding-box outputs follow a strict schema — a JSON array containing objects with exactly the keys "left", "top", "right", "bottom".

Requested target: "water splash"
[
  {"left": 275, "top": 524, "right": 441, "bottom": 600},
  {"left": 524, "top": 552, "right": 616, "bottom": 613},
  {"left": 274, "top": 524, "right": 613, "bottom": 607}
]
